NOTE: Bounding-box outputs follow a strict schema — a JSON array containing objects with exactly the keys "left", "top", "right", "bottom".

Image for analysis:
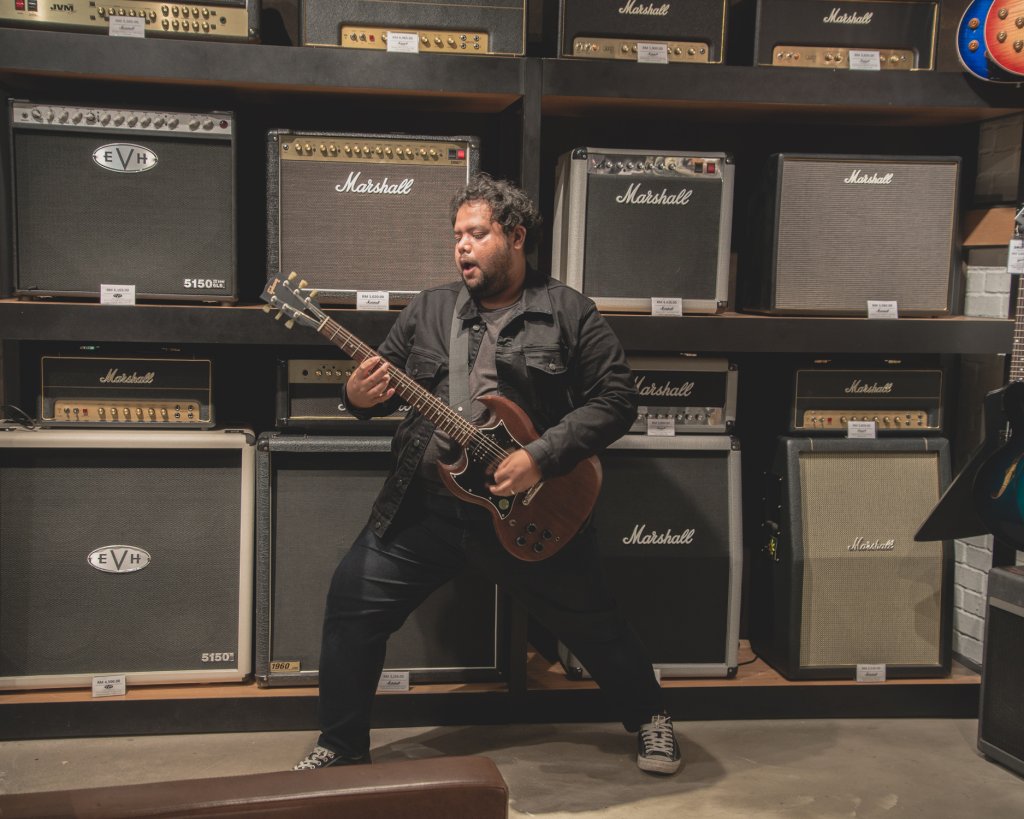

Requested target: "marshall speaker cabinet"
[
  {"left": 560, "top": 436, "right": 742, "bottom": 678},
  {"left": 628, "top": 355, "right": 737, "bottom": 435},
  {"left": 276, "top": 358, "right": 408, "bottom": 430},
  {"left": 301, "top": 0, "right": 526, "bottom": 55},
  {"left": 0, "top": 0, "right": 259, "bottom": 41},
  {"left": 552, "top": 147, "right": 734, "bottom": 313},
  {"left": 255, "top": 434, "right": 503, "bottom": 686},
  {"left": 752, "top": 436, "right": 952, "bottom": 680},
  {"left": 10, "top": 100, "right": 237, "bottom": 303},
  {"left": 560, "top": 0, "right": 727, "bottom": 64},
  {"left": 754, "top": 0, "right": 938, "bottom": 70},
  {"left": 267, "top": 131, "right": 479, "bottom": 303},
  {"left": 746, "top": 154, "right": 959, "bottom": 316},
  {"left": 0, "top": 429, "right": 255, "bottom": 690}
]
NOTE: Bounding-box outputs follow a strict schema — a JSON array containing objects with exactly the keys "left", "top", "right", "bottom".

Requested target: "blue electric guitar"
[{"left": 956, "top": 0, "right": 1018, "bottom": 81}]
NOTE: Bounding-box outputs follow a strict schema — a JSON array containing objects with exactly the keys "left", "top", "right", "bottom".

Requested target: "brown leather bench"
[{"left": 0, "top": 754, "right": 508, "bottom": 818}]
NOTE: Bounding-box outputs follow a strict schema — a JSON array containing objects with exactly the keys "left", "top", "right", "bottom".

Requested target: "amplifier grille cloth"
[
  {"left": 14, "top": 132, "right": 233, "bottom": 294},
  {"left": 981, "top": 604, "right": 1024, "bottom": 764},
  {"left": 583, "top": 175, "right": 722, "bottom": 299},
  {"left": 0, "top": 449, "right": 241, "bottom": 677},
  {"left": 279, "top": 161, "right": 466, "bottom": 293},
  {"left": 776, "top": 160, "right": 956, "bottom": 311},
  {"left": 798, "top": 451, "right": 944, "bottom": 667}
]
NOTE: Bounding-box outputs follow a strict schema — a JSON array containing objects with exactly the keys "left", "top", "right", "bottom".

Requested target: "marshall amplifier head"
[
  {"left": 301, "top": 0, "right": 525, "bottom": 55},
  {"left": 39, "top": 356, "right": 214, "bottom": 428},
  {"left": 267, "top": 131, "right": 479, "bottom": 303},
  {"left": 0, "top": 0, "right": 259, "bottom": 41},
  {"left": 552, "top": 147, "right": 734, "bottom": 314},
  {"left": 628, "top": 355, "right": 737, "bottom": 434},
  {"left": 754, "top": 0, "right": 938, "bottom": 69},
  {"left": 277, "top": 357, "right": 408, "bottom": 430},
  {"left": 791, "top": 358, "right": 943, "bottom": 434},
  {"left": 560, "top": 0, "right": 727, "bottom": 64},
  {"left": 746, "top": 153, "right": 959, "bottom": 316},
  {"left": 11, "top": 100, "right": 237, "bottom": 303}
]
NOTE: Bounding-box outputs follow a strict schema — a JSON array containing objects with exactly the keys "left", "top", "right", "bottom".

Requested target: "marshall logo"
[
  {"left": 847, "top": 536, "right": 896, "bottom": 552},
  {"left": 844, "top": 379, "right": 894, "bottom": 395},
  {"left": 616, "top": 183, "right": 693, "bottom": 206},
  {"left": 50, "top": 2, "right": 74, "bottom": 10},
  {"left": 92, "top": 144, "right": 157, "bottom": 174},
  {"left": 88, "top": 545, "right": 151, "bottom": 574},
  {"left": 844, "top": 170, "right": 894, "bottom": 185},
  {"left": 335, "top": 172, "right": 414, "bottom": 195},
  {"left": 618, "top": 0, "right": 671, "bottom": 15},
  {"left": 100, "top": 368, "right": 156, "bottom": 385},
  {"left": 635, "top": 375, "right": 695, "bottom": 398},
  {"left": 823, "top": 8, "right": 874, "bottom": 24},
  {"left": 623, "top": 524, "right": 696, "bottom": 545}
]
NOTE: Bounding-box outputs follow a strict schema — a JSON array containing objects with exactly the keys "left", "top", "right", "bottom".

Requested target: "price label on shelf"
[
  {"left": 848, "top": 50, "right": 881, "bottom": 71},
  {"left": 386, "top": 32, "right": 419, "bottom": 53},
  {"left": 636, "top": 43, "right": 669, "bottom": 64}
]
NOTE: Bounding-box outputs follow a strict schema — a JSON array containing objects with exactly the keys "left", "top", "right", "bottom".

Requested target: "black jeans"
[{"left": 317, "top": 491, "right": 664, "bottom": 758}]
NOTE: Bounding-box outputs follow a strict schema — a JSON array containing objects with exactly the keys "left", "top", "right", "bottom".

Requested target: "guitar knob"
[
  {"left": 542, "top": 530, "right": 553, "bottom": 540},
  {"left": 532, "top": 543, "right": 545, "bottom": 554},
  {"left": 526, "top": 523, "right": 537, "bottom": 533},
  {"left": 515, "top": 536, "right": 527, "bottom": 547}
]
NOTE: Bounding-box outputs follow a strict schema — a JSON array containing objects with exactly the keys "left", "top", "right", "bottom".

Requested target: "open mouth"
[{"left": 460, "top": 259, "right": 479, "bottom": 275}]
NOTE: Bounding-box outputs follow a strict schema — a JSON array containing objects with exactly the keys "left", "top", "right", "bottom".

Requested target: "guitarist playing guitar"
[{"left": 289, "top": 174, "right": 682, "bottom": 776}]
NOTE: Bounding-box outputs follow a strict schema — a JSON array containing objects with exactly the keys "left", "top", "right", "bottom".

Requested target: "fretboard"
[{"left": 1012, "top": 272, "right": 1024, "bottom": 384}]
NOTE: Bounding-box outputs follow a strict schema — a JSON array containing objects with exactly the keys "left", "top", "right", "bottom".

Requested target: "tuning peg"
[
  {"left": 274, "top": 311, "right": 284, "bottom": 321},
  {"left": 285, "top": 319, "right": 295, "bottom": 330},
  {"left": 261, "top": 304, "right": 272, "bottom": 314},
  {"left": 287, "top": 272, "right": 298, "bottom": 281},
  {"left": 298, "top": 279, "right": 308, "bottom": 289},
  {"left": 309, "top": 290, "right": 319, "bottom": 300}
]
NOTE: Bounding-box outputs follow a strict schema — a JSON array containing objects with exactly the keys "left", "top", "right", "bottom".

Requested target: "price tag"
[
  {"left": 101, "top": 284, "right": 136, "bottom": 305},
  {"left": 357, "top": 291, "right": 390, "bottom": 311},
  {"left": 108, "top": 15, "right": 146, "bottom": 38},
  {"left": 848, "top": 50, "right": 881, "bottom": 71},
  {"left": 92, "top": 674, "right": 127, "bottom": 698},
  {"left": 847, "top": 420, "right": 877, "bottom": 439},
  {"left": 1008, "top": 238, "right": 1024, "bottom": 275},
  {"left": 867, "top": 300, "right": 898, "bottom": 319},
  {"left": 647, "top": 416, "right": 676, "bottom": 437},
  {"left": 856, "top": 663, "right": 887, "bottom": 683},
  {"left": 386, "top": 32, "right": 420, "bottom": 53},
  {"left": 652, "top": 297, "right": 683, "bottom": 317},
  {"left": 636, "top": 43, "right": 669, "bottom": 64},
  {"left": 377, "top": 670, "right": 410, "bottom": 691}
]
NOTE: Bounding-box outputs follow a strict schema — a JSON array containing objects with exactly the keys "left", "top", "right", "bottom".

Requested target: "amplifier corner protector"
[{"left": 572, "top": 147, "right": 589, "bottom": 160}]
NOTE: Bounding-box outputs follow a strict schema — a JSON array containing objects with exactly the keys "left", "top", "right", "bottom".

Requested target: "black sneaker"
[
  {"left": 637, "top": 713, "right": 682, "bottom": 775},
  {"left": 293, "top": 745, "right": 370, "bottom": 771}
]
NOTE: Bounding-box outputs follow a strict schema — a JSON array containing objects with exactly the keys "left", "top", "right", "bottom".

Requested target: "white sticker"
[
  {"left": 848, "top": 50, "right": 881, "bottom": 71},
  {"left": 1008, "top": 239, "right": 1024, "bottom": 275},
  {"left": 867, "top": 300, "right": 898, "bottom": 319},
  {"left": 108, "top": 15, "right": 146, "bottom": 38},
  {"left": 92, "top": 675, "right": 127, "bottom": 698},
  {"left": 101, "top": 284, "right": 136, "bottom": 305},
  {"left": 647, "top": 416, "right": 676, "bottom": 437},
  {"left": 377, "top": 670, "right": 410, "bottom": 691},
  {"left": 636, "top": 43, "right": 669, "bottom": 64},
  {"left": 357, "top": 291, "right": 390, "bottom": 311},
  {"left": 856, "top": 663, "right": 887, "bottom": 683},
  {"left": 847, "top": 420, "right": 877, "bottom": 439},
  {"left": 652, "top": 297, "right": 683, "bottom": 317},
  {"left": 386, "top": 32, "right": 419, "bottom": 53}
]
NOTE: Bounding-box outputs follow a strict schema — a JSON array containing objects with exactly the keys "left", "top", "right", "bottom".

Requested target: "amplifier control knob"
[
  {"left": 434, "top": 36, "right": 442, "bottom": 46},
  {"left": 188, "top": 118, "right": 200, "bottom": 130},
  {"left": 140, "top": 115, "right": 151, "bottom": 127},
  {"left": 113, "top": 114, "right": 125, "bottom": 126},
  {"left": 85, "top": 111, "right": 97, "bottom": 123},
  {"left": 110, "top": 407, "right": 118, "bottom": 419},
  {"left": 148, "top": 408, "right": 155, "bottom": 419},
  {"left": 447, "top": 37, "right": 455, "bottom": 47},
  {"left": 127, "top": 115, "right": 138, "bottom": 126},
  {"left": 58, "top": 110, "right": 69, "bottom": 123},
  {"left": 202, "top": 7, "right": 209, "bottom": 17},
  {"left": 72, "top": 111, "right": 83, "bottom": 124},
  {"left": 167, "top": 117, "right": 179, "bottom": 129},
  {"left": 98, "top": 408, "right": 106, "bottom": 419},
  {"left": 154, "top": 116, "right": 165, "bottom": 127},
  {"left": 100, "top": 112, "right": 111, "bottom": 125},
  {"left": 421, "top": 35, "right": 429, "bottom": 45},
  {"left": 161, "top": 408, "right": 169, "bottom": 420}
]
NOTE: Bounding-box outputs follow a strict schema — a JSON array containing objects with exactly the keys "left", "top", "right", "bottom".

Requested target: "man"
[{"left": 293, "top": 173, "right": 681, "bottom": 775}]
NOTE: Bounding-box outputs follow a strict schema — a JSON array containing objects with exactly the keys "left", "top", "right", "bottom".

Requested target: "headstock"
[{"left": 260, "top": 273, "right": 327, "bottom": 331}]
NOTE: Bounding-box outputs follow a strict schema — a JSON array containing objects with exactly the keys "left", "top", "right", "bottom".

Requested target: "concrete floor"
[{"left": 1, "top": 719, "right": 1023, "bottom": 818}]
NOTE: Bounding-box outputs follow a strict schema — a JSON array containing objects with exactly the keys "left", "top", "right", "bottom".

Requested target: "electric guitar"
[
  {"left": 261, "top": 272, "right": 602, "bottom": 562},
  {"left": 956, "top": 0, "right": 1019, "bottom": 81},
  {"left": 984, "top": 0, "right": 1024, "bottom": 76}
]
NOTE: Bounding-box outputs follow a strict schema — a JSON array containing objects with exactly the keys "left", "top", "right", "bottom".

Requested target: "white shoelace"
[
  {"left": 641, "top": 715, "right": 677, "bottom": 757},
  {"left": 295, "top": 745, "right": 337, "bottom": 770}
]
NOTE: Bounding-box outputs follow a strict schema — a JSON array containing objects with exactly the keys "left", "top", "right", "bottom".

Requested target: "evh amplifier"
[
  {"left": 746, "top": 153, "right": 959, "bottom": 316},
  {"left": 0, "top": 0, "right": 259, "bottom": 41},
  {"left": 559, "top": 436, "right": 742, "bottom": 678},
  {"left": 754, "top": 0, "right": 938, "bottom": 70},
  {"left": 752, "top": 436, "right": 952, "bottom": 680},
  {"left": 301, "top": 0, "right": 526, "bottom": 55},
  {"left": 11, "top": 100, "right": 237, "bottom": 303},
  {"left": 267, "top": 131, "right": 479, "bottom": 303},
  {"left": 276, "top": 357, "right": 408, "bottom": 430},
  {"left": 255, "top": 434, "right": 504, "bottom": 686},
  {"left": 552, "top": 147, "right": 734, "bottom": 313},
  {"left": 791, "top": 358, "right": 943, "bottom": 434},
  {"left": 628, "top": 355, "right": 737, "bottom": 434},
  {"left": 0, "top": 429, "right": 255, "bottom": 690},
  {"left": 39, "top": 356, "right": 214, "bottom": 428},
  {"left": 560, "top": 0, "right": 727, "bottom": 64}
]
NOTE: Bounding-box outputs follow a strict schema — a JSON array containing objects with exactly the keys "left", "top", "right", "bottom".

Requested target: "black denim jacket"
[{"left": 347, "top": 276, "right": 638, "bottom": 537}]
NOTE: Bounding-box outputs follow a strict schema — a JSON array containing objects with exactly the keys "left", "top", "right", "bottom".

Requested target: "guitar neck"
[{"left": 1012, "top": 271, "right": 1024, "bottom": 384}]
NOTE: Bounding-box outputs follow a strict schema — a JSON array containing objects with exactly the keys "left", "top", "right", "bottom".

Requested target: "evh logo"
[
  {"left": 88, "top": 545, "right": 151, "bottom": 574},
  {"left": 50, "top": 2, "right": 75, "bottom": 10},
  {"left": 92, "top": 144, "right": 158, "bottom": 174}
]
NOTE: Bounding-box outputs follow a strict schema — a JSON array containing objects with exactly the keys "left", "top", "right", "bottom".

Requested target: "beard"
[{"left": 462, "top": 242, "right": 515, "bottom": 300}]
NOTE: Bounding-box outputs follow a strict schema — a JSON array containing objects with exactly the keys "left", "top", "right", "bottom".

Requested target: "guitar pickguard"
[{"left": 444, "top": 420, "right": 523, "bottom": 519}]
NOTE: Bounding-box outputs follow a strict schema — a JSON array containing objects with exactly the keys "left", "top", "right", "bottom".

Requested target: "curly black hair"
[{"left": 450, "top": 173, "right": 543, "bottom": 255}]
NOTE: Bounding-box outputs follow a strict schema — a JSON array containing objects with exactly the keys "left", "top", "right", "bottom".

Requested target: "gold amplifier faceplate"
[
  {"left": 50, "top": 398, "right": 207, "bottom": 423},
  {"left": 770, "top": 46, "right": 916, "bottom": 69},
  {"left": 571, "top": 36, "right": 711, "bottom": 63},
  {"left": 800, "top": 410, "right": 934, "bottom": 430},
  {"left": 338, "top": 26, "right": 490, "bottom": 54},
  {"left": 280, "top": 137, "right": 470, "bottom": 166}
]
